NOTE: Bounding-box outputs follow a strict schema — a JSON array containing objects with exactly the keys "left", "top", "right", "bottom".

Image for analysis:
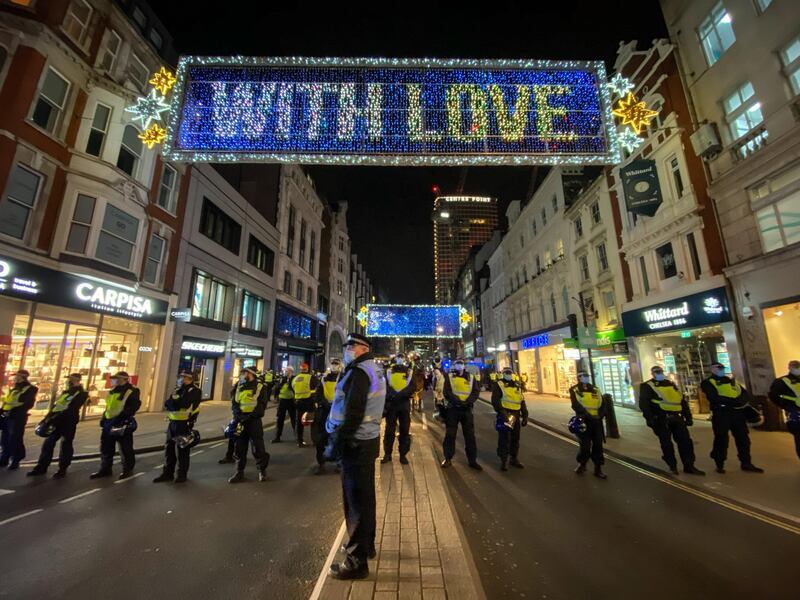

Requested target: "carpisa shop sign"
[
  {"left": 0, "top": 255, "right": 168, "bottom": 324},
  {"left": 621, "top": 287, "right": 731, "bottom": 337}
]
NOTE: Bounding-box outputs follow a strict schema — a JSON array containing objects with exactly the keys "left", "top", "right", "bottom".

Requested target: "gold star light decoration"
[
  {"left": 126, "top": 66, "right": 176, "bottom": 151},
  {"left": 149, "top": 67, "right": 176, "bottom": 96},
  {"left": 357, "top": 306, "right": 369, "bottom": 328},
  {"left": 139, "top": 123, "right": 167, "bottom": 149},
  {"left": 612, "top": 92, "right": 659, "bottom": 134},
  {"left": 459, "top": 307, "right": 471, "bottom": 330}
]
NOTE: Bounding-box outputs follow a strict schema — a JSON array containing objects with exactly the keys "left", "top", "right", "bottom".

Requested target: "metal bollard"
[{"left": 602, "top": 393, "right": 620, "bottom": 439}]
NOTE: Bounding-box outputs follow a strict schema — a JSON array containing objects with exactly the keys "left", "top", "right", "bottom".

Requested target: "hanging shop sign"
[
  {"left": 164, "top": 56, "right": 620, "bottom": 166},
  {"left": 620, "top": 159, "right": 663, "bottom": 217},
  {"left": 621, "top": 287, "right": 732, "bottom": 337},
  {"left": 170, "top": 308, "right": 192, "bottom": 322},
  {"left": 231, "top": 343, "right": 264, "bottom": 358},
  {"left": 521, "top": 333, "right": 550, "bottom": 349},
  {"left": 595, "top": 327, "right": 626, "bottom": 349},
  {"left": 180, "top": 338, "right": 227, "bottom": 356},
  {"left": 0, "top": 255, "right": 168, "bottom": 324}
]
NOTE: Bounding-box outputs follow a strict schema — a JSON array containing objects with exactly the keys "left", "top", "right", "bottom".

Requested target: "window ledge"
[
  {"left": 185, "top": 317, "right": 231, "bottom": 332},
  {"left": 238, "top": 327, "right": 270, "bottom": 338}
]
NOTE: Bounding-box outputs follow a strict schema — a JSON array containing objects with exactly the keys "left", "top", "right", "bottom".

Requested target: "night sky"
[{"left": 151, "top": 1, "right": 668, "bottom": 303}]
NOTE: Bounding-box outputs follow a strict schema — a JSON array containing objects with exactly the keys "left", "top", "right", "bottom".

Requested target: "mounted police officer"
[
  {"left": 90, "top": 371, "right": 141, "bottom": 480},
  {"left": 312, "top": 358, "right": 341, "bottom": 474},
  {"left": 639, "top": 366, "right": 705, "bottom": 475},
  {"left": 570, "top": 370, "right": 607, "bottom": 479},
  {"left": 382, "top": 353, "right": 414, "bottom": 464},
  {"left": 0, "top": 369, "right": 37, "bottom": 470},
  {"left": 272, "top": 366, "right": 296, "bottom": 443},
  {"left": 293, "top": 362, "right": 319, "bottom": 448},
  {"left": 440, "top": 358, "right": 482, "bottom": 471},
  {"left": 228, "top": 366, "right": 270, "bottom": 483},
  {"left": 325, "top": 333, "right": 386, "bottom": 580},
  {"left": 769, "top": 359, "right": 800, "bottom": 460},
  {"left": 154, "top": 370, "right": 202, "bottom": 483},
  {"left": 701, "top": 362, "right": 763, "bottom": 474},
  {"left": 491, "top": 367, "right": 528, "bottom": 471},
  {"left": 28, "top": 373, "right": 87, "bottom": 478}
]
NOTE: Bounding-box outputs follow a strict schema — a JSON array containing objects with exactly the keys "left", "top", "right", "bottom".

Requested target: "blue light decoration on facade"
[
  {"left": 521, "top": 333, "right": 550, "bottom": 349},
  {"left": 163, "top": 56, "right": 620, "bottom": 166},
  {"left": 365, "top": 305, "right": 462, "bottom": 338}
]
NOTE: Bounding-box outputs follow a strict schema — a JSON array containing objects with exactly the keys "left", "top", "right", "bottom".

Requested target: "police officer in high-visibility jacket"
[
  {"left": 228, "top": 366, "right": 270, "bottom": 483},
  {"left": 90, "top": 371, "right": 141, "bottom": 480},
  {"left": 312, "top": 358, "right": 342, "bottom": 474},
  {"left": 154, "top": 371, "right": 202, "bottom": 483},
  {"left": 769, "top": 359, "right": 800, "bottom": 460},
  {"left": 293, "top": 362, "right": 320, "bottom": 448},
  {"left": 382, "top": 353, "right": 414, "bottom": 464},
  {"left": 491, "top": 367, "right": 528, "bottom": 471},
  {"left": 28, "top": 373, "right": 87, "bottom": 478},
  {"left": 639, "top": 366, "right": 705, "bottom": 476},
  {"left": 272, "top": 366, "right": 296, "bottom": 443},
  {"left": 325, "top": 333, "right": 386, "bottom": 580},
  {"left": 261, "top": 369, "right": 275, "bottom": 399},
  {"left": 701, "top": 362, "right": 764, "bottom": 474},
  {"left": 0, "top": 369, "right": 37, "bottom": 470},
  {"left": 440, "top": 358, "right": 482, "bottom": 471},
  {"left": 570, "top": 370, "right": 607, "bottom": 479}
]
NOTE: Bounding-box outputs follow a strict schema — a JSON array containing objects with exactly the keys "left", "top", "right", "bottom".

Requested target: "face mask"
[
  {"left": 330, "top": 364, "right": 341, "bottom": 373},
  {"left": 454, "top": 363, "right": 465, "bottom": 372},
  {"left": 110, "top": 378, "right": 118, "bottom": 387},
  {"left": 579, "top": 376, "right": 590, "bottom": 384},
  {"left": 343, "top": 349, "right": 356, "bottom": 364},
  {"left": 177, "top": 378, "right": 183, "bottom": 387},
  {"left": 790, "top": 368, "right": 800, "bottom": 377},
  {"left": 503, "top": 374, "right": 513, "bottom": 381},
  {"left": 711, "top": 369, "right": 725, "bottom": 378},
  {"left": 654, "top": 373, "right": 665, "bottom": 382},
  {"left": 395, "top": 358, "right": 404, "bottom": 365}
]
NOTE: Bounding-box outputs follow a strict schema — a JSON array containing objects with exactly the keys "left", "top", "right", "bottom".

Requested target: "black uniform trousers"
[
  {"left": 651, "top": 414, "right": 695, "bottom": 469},
  {"left": 576, "top": 417, "right": 604, "bottom": 466},
  {"left": 497, "top": 410, "right": 521, "bottom": 460},
  {"left": 164, "top": 420, "right": 191, "bottom": 477},
  {"left": 383, "top": 400, "right": 411, "bottom": 458},
  {"left": 295, "top": 398, "right": 315, "bottom": 443},
  {"left": 99, "top": 429, "right": 135, "bottom": 473},
  {"left": 443, "top": 406, "right": 477, "bottom": 463},
  {"left": 35, "top": 420, "right": 78, "bottom": 471},
  {"left": 341, "top": 436, "right": 380, "bottom": 568},
  {"left": 788, "top": 421, "right": 800, "bottom": 460},
  {"left": 710, "top": 409, "right": 751, "bottom": 466},
  {"left": 0, "top": 409, "right": 29, "bottom": 465},
  {"left": 235, "top": 417, "right": 270, "bottom": 472},
  {"left": 274, "top": 398, "right": 296, "bottom": 439}
]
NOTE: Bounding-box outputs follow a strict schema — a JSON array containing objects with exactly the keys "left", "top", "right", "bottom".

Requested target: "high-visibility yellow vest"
[
  {"left": 236, "top": 383, "right": 263, "bottom": 413},
  {"left": 489, "top": 373, "right": 497, "bottom": 382},
  {"left": 292, "top": 373, "right": 312, "bottom": 400},
  {"left": 52, "top": 388, "right": 81, "bottom": 413},
  {"left": 448, "top": 373, "right": 473, "bottom": 403},
  {"left": 780, "top": 377, "right": 800, "bottom": 408},
  {"left": 278, "top": 379, "right": 294, "bottom": 400},
  {"left": 708, "top": 378, "right": 743, "bottom": 404},
  {"left": 646, "top": 381, "right": 683, "bottom": 412},
  {"left": 323, "top": 379, "right": 337, "bottom": 402},
  {"left": 167, "top": 386, "right": 200, "bottom": 421},
  {"left": 104, "top": 389, "right": 132, "bottom": 419},
  {"left": 2, "top": 385, "right": 30, "bottom": 411},
  {"left": 498, "top": 381, "right": 523, "bottom": 411},
  {"left": 263, "top": 372, "right": 274, "bottom": 384},
  {"left": 388, "top": 367, "right": 411, "bottom": 392},
  {"left": 574, "top": 386, "right": 602, "bottom": 416}
]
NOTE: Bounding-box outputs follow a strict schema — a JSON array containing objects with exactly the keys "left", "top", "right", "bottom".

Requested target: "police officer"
[
  {"left": 382, "top": 353, "right": 414, "bottom": 464},
  {"left": 228, "top": 366, "right": 270, "bottom": 483},
  {"left": 90, "top": 371, "right": 141, "bottom": 480},
  {"left": 701, "top": 362, "right": 764, "bottom": 474},
  {"left": 312, "top": 358, "right": 341, "bottom": 474},
  {"left": 440, "top": 358, "right": 482, "bottom": 470},
  {"left": 28, "top": 373, "right": 87, "bottom": 478},
  {"left": 293, "top": 362, "right": 319, "bottom": 447},
  {"left": 768, "top": 359, "right": 800, "bottom": 460},
  {"left": 261, "top": 368, "right": 275, "bottom": 399},
  {"left": 570, "top": 370, "right": 607, "bottom": 479},
  {"left": 272, "top": 366, "right": 296, "bottom": 443},
  {"left": 154, "top": 371, "right": 202, "bottom": 483},
  {"left": 491, "top": 367, "right": 528, "bottom": 471},
  {"left": 639, "top": 366, "right": 705, "bottom": 475},
  {"left": 0, "top": 369, "right": 37, "bottom": 470},
  {"left": 325, "top": 333, "right": 386, "bottom": 580}
]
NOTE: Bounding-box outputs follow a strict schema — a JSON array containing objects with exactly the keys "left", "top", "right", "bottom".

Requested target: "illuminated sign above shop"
[
  {"left": 232, "top": 344, "right": 264, "bottom": 358},
  {"left": 181, "top": 339, "right": 227, "bottom": 355},
  {"left": 621, "top": 287, "right": 732, "bottom": 337},
  {"left": 521, "top": 333, "right": 550, "bottom": 349}
]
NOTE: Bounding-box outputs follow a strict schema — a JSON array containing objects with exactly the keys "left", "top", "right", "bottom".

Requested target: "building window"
[
  {"left": 579, "top": 254, "right": 590, "bottom": 281},
  {"left": 519, "top": 234, "right": 524, "bottom": 248},
  {"left": 532, "top": 218, "right": 537, "bottom": 237},
  {"left": 191, "top": 271, "right": 233, "bottom": 324},
  {"left": 149, "top": 28, "right": 163, "bottom": 50},
  {"left": 199, "top": 197, "right": 241, "bottom": 255},
  {"left": 286, "top": 204, "right": 296, "bottom": 258},
  {"left": 0, "top": 165, "right": 41, "bottom": 239},
  {"left": 96, "top": 204, "right": 139, "bottom": 269},
  {"left": 283, "top": 270, "right": 291, "bottom": 293},
  {"left": 590, "top": 201, "right": 601, "bottom": 224},
  {"left": 541, "top": 207, "right": 547, "bottom": 226},
  {"left": 724, "top": 81, "right": 764, "bottom": 141},
  {"left": 756, "top": 189, "right": 800, "bottom": 252},
  {"left": 127, "top": 53, "right": 148, "bottom": 90},
  {"left": 780, "top": 34, "right": 800, "bottom": 96},
  {"left": 31, "top": 67, "right": 70, "bottom": 134},
  {"left": 597, "top": 242, "right": 609, "bottom": 272},
  {"left": 306, "top": 287, "right": 313, "bottom": 306},
  {"left": 310, "top": 230, "right": 316, "bottom": 275},
  {"left": 552, "top": 195, "right": 558, "bottom": 212},
  {"left": 699, "top": 1, "right": 736, "bottom": 67},
  {"left": 296, "top": 279, "right": 304, "bottom": 302},
  {"left": 86, "top": 103, "right": 111, "bottom": 157},
  {"left": 339, "top": 236, "right": 345, "bottom": 251},
  {"left": 535, "top": 255, "right": 541, "bottom": 273},
  {"left": 640, "top": 255, "right": 650, "bottom": 294},
  {"left": 155, "top": 164, "right": 177, "bottom": 212},
  {"left": 143, "top": 233, "right": 165, "bottom": 285},
  {"left": 655, "top": 242, "right": 678, "bottom": 279},
  {"left": 669, "top": 156, "right": 685, "bottom": 198},
  {"left": 116, "top": 125, "right": 142, "bottom": 177},
  {"left": 336, "top": 279, "right": 344, "bottom": 296},
  {"left": 604, "top": 290, "right": 618, "bottom": 323},
  {"left": 299, "top": 218, "right": 307, "bottom": 268},
  {"left": 131, "top": 6, "right": 147, "bottom": 29},
  {"left": 556, "top": 238, "right": 564, "bottom": 258},
  {"left": 550, "top": 293, "right": 557, "bottom": 322},
  {"left": 755, "top": 0, "right": 773, "bottom": 13},
  {"left": 65, "top": 193, "right": 95, "bottom": 253},
  {"left": 687, "top": 232, "right": 702, "bottom": 279},
  {"left": 247, "top": 235, "right": 275, "bottom": 276},
  {"left": 574, "top": 216, "right": 583, "bottom": 238},
  {"left": 98, "top": 29, "right": 121, "bottom": 72},
  {"left": 337, "top": 257, "right": 344, "bottom": 274},
  {"left": 241, "top": 291, "right": 269, "bottom": 333},
  {"left": 62, "top": 0, "right": 92, "bottom": 46}
]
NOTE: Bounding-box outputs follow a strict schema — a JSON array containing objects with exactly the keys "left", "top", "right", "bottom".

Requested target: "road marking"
[
  {"left": 531, "top": 423, "right": 800, "bottom": 536},
  {"left": 58, "top": 489, "right": 101, "bottom": 504},
  {"left": 190, "top": 449, "right": 205, "bottom": 456},
  {"left": 421, "top": 412, "right": 428, "bottom": 431},
  {"left": 0, "top": 489, "right": 14, "bottom": 497},
  {"left": 209, "top": 441, "right": 224, "bottom": 449},
  {"left": 0, "top": 509, "right": 43, "bottom": 527},
  {"left": 113, "top": 472, "right": 144, "bottom": 484},
  {"left": 309, "top": 520, "right": 347, "bottom": 600}
]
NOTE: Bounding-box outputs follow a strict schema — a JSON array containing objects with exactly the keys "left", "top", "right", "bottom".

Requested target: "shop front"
[
  {"left": 230, "top": 342, "right": 265, "bottom": 386},
  {"left": 272, "top": 302, "right": 324, "bottom": 372},
  {"left": 622, "top": 286, "right": 741, "bottom": 414},
  {"left": 177, "top": 337, "right": 227, "bottom": 400},
  {"left": 589, "top": 328, "right": 635, "bottom": 407},
  {"left": 512, "top": 325, "right": 574, "bottom": 398},
  {"left": 0, "top": 254, "right": 168, "bottom": 420}
]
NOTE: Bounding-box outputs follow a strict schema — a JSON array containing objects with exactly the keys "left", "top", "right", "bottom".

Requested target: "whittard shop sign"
[
  {"left": 0, "top": 256, "right": 168, "bottom": 324},
  {"left": 621, "top": 287, "right": 732, "bottom": 337}
]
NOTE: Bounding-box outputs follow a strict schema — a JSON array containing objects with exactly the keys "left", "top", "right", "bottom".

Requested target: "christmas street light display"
[
  {"left": 125, "top": 88, "right": 170, "bottom": 129},
  {"left": 149, "top": 66, "right": 177, "bottom": 96},
  {"left": 612, "top": 91, "right": 659, "bottom": 134},
  {"left": 139, "top": 123, "right": 167, "bottom": 149},
  {"left": 125, "top": 67, "right": 177, "bottom": 150},
  {"left": 364, "top": 305, "right": 464, "bottom": 338}
]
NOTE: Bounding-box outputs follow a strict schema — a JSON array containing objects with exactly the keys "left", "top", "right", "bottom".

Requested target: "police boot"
[
  {"left": 228, "top": 471, "right": 245, "bottom": 484},
  {"left": 399, "top": 455, "right": 409, "bottom": 465},
  {"left": 594, "top": 465, "right": 607, "bottom": 479},
  {"left": 574, "top": 462, "right": 587, "bottom": 475},
  {"left": 468, "top": 461, "right": 483, "bottom": 471},
  {"left": 667, "top": 463, "right": 679, "bottom": 475},
  {"left": 314, "top": 464, "right": 326, "bottom": 475},
  {"left": 715, "top": 461, "right": 726, "bottom": 474},
  {"left": 258, "top": 469, "right": 267, "bottom": 482},
  {"left": 329, "top": 561, "right": 369, "bottom": 580},
  {"left": 89, "top": 469, "right": 112, "bottom": 479},
  {"left": 741, "top": 463, "right": 765, "bottom": 473},
  {"left": 153, "top": 473, "right": 173, "bottom": 483},
  {"left": 8, "top": 462, "right": 20, "bottom": 471},
  {"left": 440, "top": 459, "right": 452, "bottom": 468},
  {"left": 500, "top": 458, "right": 508, "bottom": 472},
  {"left": 509, "top": 457, "right": 524, "bottom": 469},
  {"left": 684, "top": 465, "right": 705, "bottom": 475},
  {"left": 380, "top": 455, "right": 392, "bottom": 464},
  {"left": 27, "top": 467, "right": 47, "bottom": 477},
  {"left": 118, "top": 470, "right": 134, "bottom": 480},
  {"left": 174, "top": 474, "right": 187, "bottom": 483},
  {"left": 218, "top": 456, "right": 235, "bottom": 464},
  {"left": 52, "top": 468, "right": 67, "bottom": 479}
]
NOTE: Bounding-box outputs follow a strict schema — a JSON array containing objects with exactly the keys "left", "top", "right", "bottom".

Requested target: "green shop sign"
[{"left": 595, "top": 328, "right": 626, "bottom": 348}]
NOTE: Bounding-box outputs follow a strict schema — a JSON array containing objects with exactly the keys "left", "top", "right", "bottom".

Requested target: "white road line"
[
  {"left": 0, "top": 509, "right": 43, "bottom": 527},
  {"left": 309, "top": 520, "right": 347, "bottom": 600},
  {"left": 0, "top": 489, "right": 15, "bottom": 497},
  {"left": 113, "top": 472, "right": 144, "bottom": 484},
  {"left": 190, "top": 449, "right": 205, "bottom": 456},
  {"left": 209, "top": 441, "right": 225, "bottom": 449},
  {"left": 58, "top": 488, "right": 101, "bottom": 504},
  {"left": 421, "top": 412, "right": 429, "bottom": 431}
]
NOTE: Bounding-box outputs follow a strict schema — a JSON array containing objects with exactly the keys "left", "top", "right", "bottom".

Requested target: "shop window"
[
  {"left": 286, "top": 204, "right": 296, "bottom": 258},
  {"left": 590, "top": 201, "right": 601, "bottom": 225},
  {"left": 97, "top": 29, "right": 121, "bottom": 72},
  {"left": 724, "top": 82, "right": 764, "bottom": 143},
  {"left": 127, "top": 52, "right": 148, "bottom": 90},
  {"left": 96, "top": 204, "right": 139, "bottom": 269},
  {"left": 669, "top": 155, "right": 685, "bottom": 198},
  {"left": 62, "top": 0, "right": 92, "bottom": 46},
  {"left": 579, "top": 254, "right": 589, "bottom": 281},
  {"left": 687, "top": 232, "right": 702, "bottom": 279},
  {"left": 0, "top": 164, "right": 41, "bottom": 239},
  {"left": 65, "top": 193, "right": 95, "bottom": 254},
  {"left": 699, "top": 1, "right": 736, "bottom": 67},
  {"left": 86, "top": 103, "right": 111, "bottom": 157},
  {"left": 241, "top": 291, "right": 270, "bottom": 333},
  {"left": 640, "top": 255, "right": 650, "bottom": 294},
  {"left": 574, "top": 216, "right": 583, "bottom": 238},
  {"left": 31, "top": 67, "right": 70, "bottom": 134},
  {"left": 604, "top": 290, "right": 618, "bottom": 323},
  {"left": 142, "top": 233, "right": 165, "bottom": 285},
  {"left": 296, "top": 279, "right": 304, "bottom": 302},
  {"left": 116, "top": 125, "right": 142, "bottom": 177},
  {"left": 199, "top": 197, "right": 241, "bottom": 255},
  {"left": 276, "top": 305, "right": 313, "bottom": 339},
  {"left": 310, "top": 230, "right": 317, "bottom": 276},
  {"left": 596, "top": 242, "right": 609, "bottom": 272},
  {"left": 282, "top": 270, "right": 291, "bottom": 293},
  {"left": 157, "top": 164, "right": 177, "bottom": 212},
  {"left": 247, "top": 235, "right": 275, "bottom": 276},
  {"left": 656, "top": 242, "right": 678, "bottom": 280},
  {"left": 756, "top": 189, "right": 800, "bottom": 252},
  {"left": 541, "top": 207, "right": 547, "bottom": 226},
  {"left": 306, "top": 286, "right": 313, "bottom": 306},
  {"left": 191, "top": 271, "right": 233, "bottom": 324},
  {"left": 299, "top": 219, "right": 307, "bottom": 268},
  {"left": 781, "top": 34, "right": 800, "bottom": 96}
]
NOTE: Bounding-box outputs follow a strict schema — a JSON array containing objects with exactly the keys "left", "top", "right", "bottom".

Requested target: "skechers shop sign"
[{"left": 621, "top": 287, "right": 731, "bottom": 337}]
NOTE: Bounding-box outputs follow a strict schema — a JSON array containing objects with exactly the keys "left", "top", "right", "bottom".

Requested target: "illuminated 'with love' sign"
[{"left": 164, "top": 57, "right": 619, "bottom": 166}]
